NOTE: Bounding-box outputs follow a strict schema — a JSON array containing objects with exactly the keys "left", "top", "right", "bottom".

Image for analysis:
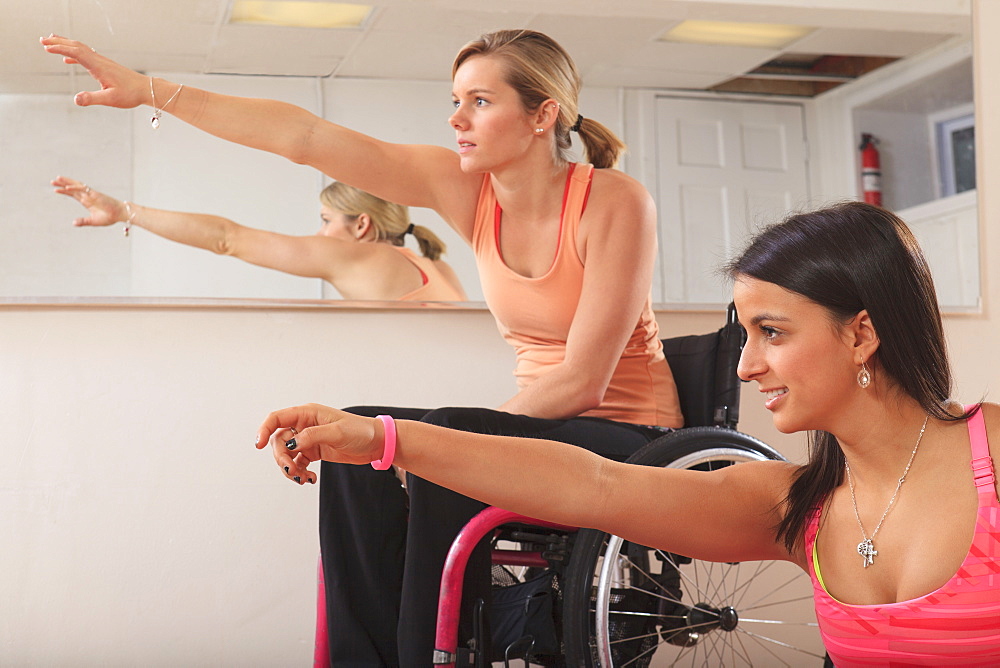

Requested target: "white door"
[{"left": 653, "top": 97, "right": 810, "bottom": 305}]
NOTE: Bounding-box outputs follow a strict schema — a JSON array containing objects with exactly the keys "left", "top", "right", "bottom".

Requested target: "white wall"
[{"left": 0, "top": 303, "right": 806, "bottom": 666}]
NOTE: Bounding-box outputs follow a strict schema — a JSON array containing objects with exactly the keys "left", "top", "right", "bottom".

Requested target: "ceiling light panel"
[
  {"left": 660, "top": 20, "right": 813, "bottom": 49},
  {"left": 230, "top": 1, "right": 372, "bottom": 29}
]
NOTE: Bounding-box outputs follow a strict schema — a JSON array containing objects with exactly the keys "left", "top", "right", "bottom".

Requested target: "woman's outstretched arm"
[
  {"left": 52, "top": 176, "right": 361, "bottom": 282},
  {"left": 256, "top": 404, "right": 797, "bottom": 564},
  {"left": 40, "top": 35, "right": 482, "bottom": 234}
]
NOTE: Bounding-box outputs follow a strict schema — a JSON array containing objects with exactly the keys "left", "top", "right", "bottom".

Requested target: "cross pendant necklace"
[
  {"left": 857, "top": 538, "right": 877, "bottom": 567},
  {"left": 844, "top": 415, "right": 929, "bottom": 568}
]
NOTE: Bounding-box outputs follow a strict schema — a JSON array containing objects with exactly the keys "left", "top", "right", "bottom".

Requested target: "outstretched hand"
[
  {"left": 51, "top": 176, "right": 125, "bottom": 228},
  {"left": 255, "top": 404, "right": 383, "bottom": 486},
  {"left": 40, "top": 34, "right": 148, "bottom": 109}
]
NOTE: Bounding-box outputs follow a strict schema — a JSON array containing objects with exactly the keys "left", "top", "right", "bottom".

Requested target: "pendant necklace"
[{"left": 844, "top": 415, "right": 929, "bottom": 568}]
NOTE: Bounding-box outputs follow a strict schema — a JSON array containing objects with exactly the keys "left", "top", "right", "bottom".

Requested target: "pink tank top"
[
  {"left": 472, "top": 163, "right": 682, "bottom": 427},
  {"left": 805, "top": 407, "right": 1000, "bottom": 666},
  {"left": 394, "top": 247, "right": 465, "bottom": 302}
]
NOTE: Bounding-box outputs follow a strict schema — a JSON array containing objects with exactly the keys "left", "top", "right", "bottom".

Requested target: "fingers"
[
  {"left": 270, "top": 427, "right": 317, "bottom": 485},
  {"left": 291, "top": 453, "right": 318, "bottom": 485},
  {"left": 50, "top": 176, "right": 115, "bottom": 226},
  {"left": 41, "top": 34, "right": 142, "bottom": 109},
  {"left": 51, "top": 175, "right": 81, "bottom": 189},
  {"left": 256, "top": 404, "right": 378, "bottom": 484},
  {"left": 51, "top": 176, "right": 87, "bottom": 199},
  {"left": 255, "top": 404, "right": 326, "bottom": 450},
  {"left": 40, "top": 35, "right": 93, "bottom": 68}
]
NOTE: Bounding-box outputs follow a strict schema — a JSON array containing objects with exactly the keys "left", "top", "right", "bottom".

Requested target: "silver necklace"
[{"left": 844, "top": 415, "right": 929, "bottom": 568}]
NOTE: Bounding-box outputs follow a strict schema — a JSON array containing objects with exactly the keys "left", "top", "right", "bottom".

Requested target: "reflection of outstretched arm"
[
  {"left": 256, "top": 403, "right": 798, "bottom": 565},
  {"left": 52, "top": 176, "right": 358, "bottom": 282},
  {"left": 40, "top": 35, "right": 482, "bottom": 235}
]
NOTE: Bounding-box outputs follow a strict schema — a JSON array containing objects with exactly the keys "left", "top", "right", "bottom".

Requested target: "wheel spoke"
[
  {"left": 739, "top": 616, "right": 819, "bottom": 627},
  {"left": 653, "top": 551, "right": 718, "bottom": 604},
  {"left": 736, "top": 628, "right": 827, "bottom": 660},
  {"left": 741, "top": 571, "right": 810, "bottom": 611},
  {"left": 726, "top": 561, "right": 774, "bottom": 608},
  {"left": 607, "top": 631, "right": 664, "bottom": 668}
]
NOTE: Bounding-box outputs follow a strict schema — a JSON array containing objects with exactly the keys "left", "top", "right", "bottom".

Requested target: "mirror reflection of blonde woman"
[{"left": 52, "top": 176, "right": 467, "bottom": 302}]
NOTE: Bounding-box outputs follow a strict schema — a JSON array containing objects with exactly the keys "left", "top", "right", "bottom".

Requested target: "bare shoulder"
[
  {"left": 588, "top": 168, "right": 653, "bottom": 206},
  {"left": 584, "top": 168, "right": 656, "bottom": 231},
  {"left": 978, "top": 401, "right": 1000, "bottom": 420},
  {"left": 977, "top": 401, "right": 1000, "bottom": 441}
]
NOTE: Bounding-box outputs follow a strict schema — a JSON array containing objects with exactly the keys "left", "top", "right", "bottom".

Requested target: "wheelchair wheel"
[{"left": 561, "top": 427, "right": 823, "bottom": 667}]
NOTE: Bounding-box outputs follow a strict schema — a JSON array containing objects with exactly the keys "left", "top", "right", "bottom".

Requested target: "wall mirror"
[{"left": 0, "top": 0, "right": 976, "bottom": 310}]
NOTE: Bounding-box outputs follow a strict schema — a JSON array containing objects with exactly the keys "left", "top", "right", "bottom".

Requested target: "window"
[{"left": 932, "top": 105, "right": 976, "bottom": 198}]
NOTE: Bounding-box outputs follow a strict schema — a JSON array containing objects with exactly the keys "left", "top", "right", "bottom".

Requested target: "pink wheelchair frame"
[{"left": 312, "top": 510, "right": 576, "bottom": 667}]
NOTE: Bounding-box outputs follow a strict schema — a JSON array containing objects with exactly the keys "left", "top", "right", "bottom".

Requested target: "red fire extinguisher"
[{"left": 859, "top": 133, "right": 882, "bottom": 207}]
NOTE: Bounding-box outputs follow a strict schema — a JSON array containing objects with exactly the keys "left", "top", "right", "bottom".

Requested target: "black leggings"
[{"left": 318, "top": 406, "right": 668, "bottom": 667}]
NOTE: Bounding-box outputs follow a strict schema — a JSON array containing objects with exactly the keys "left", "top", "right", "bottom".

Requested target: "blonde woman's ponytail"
[
  {"left": 571, "top": 116, "right": 626, "bottom": 169},
  {"left": 409, "top": 224, "right": 447, "bottom": 261}
]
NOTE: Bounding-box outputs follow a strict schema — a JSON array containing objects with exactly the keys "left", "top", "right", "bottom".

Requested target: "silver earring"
[
  {"left": 534, "top": 128, "right": 543, "bottom": 134},
  {"left": 857, "top": 361, "right": 872, "bottom": 389}
]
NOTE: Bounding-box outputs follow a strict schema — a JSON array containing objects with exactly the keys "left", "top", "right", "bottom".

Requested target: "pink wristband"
[{"left": 371, "top": 415, "right": 397, "bottom": 470}]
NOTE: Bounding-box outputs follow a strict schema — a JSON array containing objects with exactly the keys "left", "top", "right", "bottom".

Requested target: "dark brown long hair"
[{"left": 726, "top": 201, "right": 976, "bottom": 552}]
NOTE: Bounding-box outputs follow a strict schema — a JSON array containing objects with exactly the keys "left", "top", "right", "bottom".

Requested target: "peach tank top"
[
  {"left": 472, "top": 163, "right": 682, "bottom": 427},
  {"left": 395, "top": 247, "right": 465, "bottom": 302}
]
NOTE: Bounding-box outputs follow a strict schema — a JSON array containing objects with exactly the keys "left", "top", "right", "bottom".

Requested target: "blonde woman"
[
  {"left": 52, "top": 176, "right": 467, "bottom": 302},
  {"left": 44, "top": 30, "right": 683, "bottom": 664}
]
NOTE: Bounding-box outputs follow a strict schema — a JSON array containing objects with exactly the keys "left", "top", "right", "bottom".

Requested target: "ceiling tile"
[
  {"left": 208, "top": 24, "right": 360, "bottom": 76},
  {"left": 614, "top": 41, "right": 779, "bottom": 79},
  {"left": 336, "top": 30, "right": 465, "bottom": 79},
  {"left": 583, "top": 65, "right": 733, "bottom": 89},
  {"left": 788, "top": 28, "right": 955, "bottom": 58},
  {"left": 368, "top": 5, "right": 534, "bottom": 34},
  {"left": 525, "top": 14, "right": 672, "bottom": 75}
]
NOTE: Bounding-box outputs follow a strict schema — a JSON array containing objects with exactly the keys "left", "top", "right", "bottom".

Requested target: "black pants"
[{"left": 318, "top": 406, "right": 667, "bottom": 667}]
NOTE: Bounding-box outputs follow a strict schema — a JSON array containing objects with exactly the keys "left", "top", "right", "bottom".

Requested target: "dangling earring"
[
  {"left": 534, "top": 128, "right": 544, "bottom": 134},
  {"left": 857, "top": 361, "right": 872, "bottom": 389}
]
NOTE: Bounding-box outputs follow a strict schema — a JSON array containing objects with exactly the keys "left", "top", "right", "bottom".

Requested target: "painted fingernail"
[
  {"left": 294, "top": 476, "right": 302, "bottom": 484},
  {"left": 284, "top": 466, "right": 290, "bottom": 474},
  {"left": 285, "top": 438, "right": 297, "bottom": 450}
]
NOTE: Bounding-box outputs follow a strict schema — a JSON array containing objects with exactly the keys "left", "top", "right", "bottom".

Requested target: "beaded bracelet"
[{"left": 122, "top": 200, "right": 138, "bottom": 237}]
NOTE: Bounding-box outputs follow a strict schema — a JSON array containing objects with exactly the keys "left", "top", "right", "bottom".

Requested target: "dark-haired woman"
[
  {"left": 260, "top": 201, "right": 1000, "bottom": 666},
  {"left": 44, "top": 30, "right": 684, "bottom": 664}
]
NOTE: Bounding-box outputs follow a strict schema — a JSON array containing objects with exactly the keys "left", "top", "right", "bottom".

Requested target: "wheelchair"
[{"left": 432, "top": 304, "right": 823, "bottom": 667}]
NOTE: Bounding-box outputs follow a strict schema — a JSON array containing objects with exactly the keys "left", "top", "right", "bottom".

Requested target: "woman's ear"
[
  {"left": 851, "top": 309, "right": 880, "bottom": 364},
  {"left": 354, "top": 213, "right": 374, "bottom": 241},
  {"left": 533, "top": 99, "right": 560, "bottom": 133}
]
